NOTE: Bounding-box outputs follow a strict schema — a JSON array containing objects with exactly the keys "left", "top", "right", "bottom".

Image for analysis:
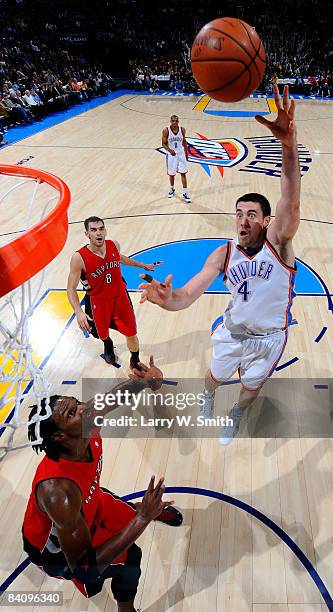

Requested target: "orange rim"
[{"left": 0, "top": 165, "right": 70, "bottom": 298}]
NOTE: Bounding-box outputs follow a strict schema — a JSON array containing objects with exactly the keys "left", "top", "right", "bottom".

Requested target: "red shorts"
[{"left": 90, "top": 291, "right": 137, "bottom": 339}]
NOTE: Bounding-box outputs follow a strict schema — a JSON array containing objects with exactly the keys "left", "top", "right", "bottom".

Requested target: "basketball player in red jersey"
[
  {"left": 23, "top": 357, "right": 182, "bottom": 610},
  {"left": 67, "top": 216, "right": 162, "bottom": 367}
]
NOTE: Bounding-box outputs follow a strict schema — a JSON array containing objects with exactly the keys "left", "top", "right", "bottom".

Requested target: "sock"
[
  {"left": 183, "top": 187, "right": 187, "bottom": 195},
  {"left": 103, "top": 337, "right": 114, "bottom": 354},
  {"left": 231, "top": 402, "right": 243, "bottom": 416},
  {"left": 204, "top": 387, "right": 215, "bottom": 397},
  {"left": 130, "top": 350, "right": 140, "bottom": 362}
]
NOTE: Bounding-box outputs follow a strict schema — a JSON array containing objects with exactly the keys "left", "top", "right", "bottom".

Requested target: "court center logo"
[
  {"left": 157, "top": 134, "right": 312, "bottom": 179},
  {"left": 157, "top": 133, "right": 247, "bottom": 178}
]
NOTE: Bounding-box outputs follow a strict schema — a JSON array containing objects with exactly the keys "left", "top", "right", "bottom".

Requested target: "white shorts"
[
  {"left": 210, "top": 318, "right": 287, "bottom": 390},
  {"left": 166, "top": 153, "right": 188, "bottom": 175}
]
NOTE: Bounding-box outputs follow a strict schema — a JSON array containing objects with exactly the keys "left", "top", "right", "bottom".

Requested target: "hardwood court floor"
[{"left": 0, "top": 93, "right": 332, "bottom": 610}]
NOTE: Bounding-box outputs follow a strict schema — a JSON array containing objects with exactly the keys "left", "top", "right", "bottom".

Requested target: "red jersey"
[
  {"left": 23, "top": 438, "right": 135, "bottom": 564},
  {"left": 78, "top": 240, "right": 126, "bottom": 298}
]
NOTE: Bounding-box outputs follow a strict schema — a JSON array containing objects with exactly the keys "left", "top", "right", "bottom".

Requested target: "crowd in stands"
[
  {"left": 128, "top": 0, "right": 332, "bottom": 96},
  {"left": 130, "top": 58, "right": 199, "bottom": 94},
  {"left": 1, "top": 0, "right": 332, "bottom": 144},
  {"left": 125, "top": 0, "right": 332, "bottom": 96},
  {"left": 0, "top": 0, "right": 117, "bottom": 145},
  {"left": 0, "top": 39, "right": 115, "bottom": 143}
]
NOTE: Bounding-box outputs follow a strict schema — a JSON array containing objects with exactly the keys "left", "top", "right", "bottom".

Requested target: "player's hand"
[
  {"left": 76, "top": 309, "right": 93, "bottom": 332},
  {"left": 137, "top": 476, "right": 174, "bottom": 522},
  {"left": 255, "top": 84, "right": 296, "bottom": 148},
  {"left": 139, "top": 273, "right": 173, "bottom": 306},
  {"left": 170, "top": 149, "right": 176, "bottom": 156},
  {"left": 143, "top": 261, "right": 163, "bottom": 271},
  {"left": 128, "top": 355, "right": 163, "bottom": 391}
]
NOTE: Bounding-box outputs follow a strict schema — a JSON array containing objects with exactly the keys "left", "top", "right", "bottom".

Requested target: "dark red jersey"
[
  {"left": 23, "top": 438, "right": 135, "bottom": 565},
  {"left": 78, "top": 240, "right": 126, "bottom": 298}
]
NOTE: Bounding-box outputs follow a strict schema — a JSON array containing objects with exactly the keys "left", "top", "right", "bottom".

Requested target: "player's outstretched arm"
[
  {"left": 139, "top": 243, "right": 227, "bottom": 311},
  {"left": 37, "top": 475, "right": 172, "bottom": 577},
  {"left": 87, "top": 355, "right": 163, "bottom": 420},
  {"left": 114, "top": 239, "right": 162, "bottom": 271},
  {"left": 255, "top": 84, "right": 300, "bottom": 245},
  {"left": 120, "top": 253, "right": 163, "bottom": 271}
]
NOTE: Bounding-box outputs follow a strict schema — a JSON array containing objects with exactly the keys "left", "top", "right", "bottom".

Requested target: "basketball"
[{"left": 191, "top": 17, "right": 266, "bottom": 102}]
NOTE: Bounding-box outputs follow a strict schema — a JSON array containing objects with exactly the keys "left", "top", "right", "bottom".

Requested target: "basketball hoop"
[{"left": 0, "top": 164, "right": 70, "bottom": 459}]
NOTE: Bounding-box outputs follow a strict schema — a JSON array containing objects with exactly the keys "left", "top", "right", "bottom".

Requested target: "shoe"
[
  {"left": 104, "top": 351, "right": 116, "bottom": 365},
  {"left": 168, "top": 187, "right": 175, "bottom": 198},
  {"left": 200, "top": 391, "right": 215, "bottom": 418},
  {"left": 183, "top": 193, "right": 191, "bottom": 204},
  {"left": 219, "top": 402, "right": 243, "bottom": 446},
  {"left": 156, "top": 505, "right": 183, "bottom": 526},
  {"left": 130, "top": 357, "right": 143, "bottom": 371}
]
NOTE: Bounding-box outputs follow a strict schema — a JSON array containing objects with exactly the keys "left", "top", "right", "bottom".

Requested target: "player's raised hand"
[
  {"left": 142, "top": 261, "right": 163, "bottom": 271},
  {"left": 138, "top": 476, "right": 174, "bottom": 522},
  {"left": 76, "top": 309, "right": 93, "bottom": 332},
  {"left": 128, "top": 355, "right": 163, "bottom": 390},
  {"left": 255, "top": 84, "right": 296, "bottom": 148},
  {"left": 139, "top": 273, "right": 173, "bottom": 306}
]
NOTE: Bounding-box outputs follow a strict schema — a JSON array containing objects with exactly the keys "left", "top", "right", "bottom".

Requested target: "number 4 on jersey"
[{"left": 238, "top": 280, "right": 250, "bottom": 301}]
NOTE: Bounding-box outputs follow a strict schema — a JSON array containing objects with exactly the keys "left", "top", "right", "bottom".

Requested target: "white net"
[
  {"left": 0, "top": 277, "right": 52, "bottom": 459},
  {"left": 0, "top": 167, "right": 69, "bottom": 459}
]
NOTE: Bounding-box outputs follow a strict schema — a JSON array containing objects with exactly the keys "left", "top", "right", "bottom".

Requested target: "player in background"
[
  {"left": 67, "top": 217, "right": 162, "bottom": 368},
  {"left": 141, "top": 85, "right": 300, "bottom": 444},
  {"left": 162, "top": 114, "right": 191, "bottom": 203}
]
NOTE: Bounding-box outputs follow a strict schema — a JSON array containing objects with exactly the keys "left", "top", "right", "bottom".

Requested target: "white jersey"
[
  {"left": 167, "top": 127, "right": 185, "bottom": 158},
  {"left": 223, "top": 239, "right": 296, "bottom": 336}
]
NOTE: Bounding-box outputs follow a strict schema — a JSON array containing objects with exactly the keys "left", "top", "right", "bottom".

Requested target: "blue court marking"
[
  {"left": 124, "top": 239, "right": 332, "bottom": 306},
  {"left": 3, "top": 91, "right": 132, "bottom": 147},
  {"left": 162, "top": 379, "right": 178, "bottom": 386},
  {"left": 204, "top": 110, "right": 270, "bottom": 117},
  {"left": 0, "top": 558, "right": 31, "bottom": 592},
  {"left": 0, "top": 291, "right": 86, "bottom": 438},
  {"left": 315, "top": 326, "right": 328, "bottom": 342},
  {"left": 314, "top": 384, "right": 329, "bottom": 389},
  {"left": 2, "top": 486, "right": 332, "bottom": 609},
  {"left": 250, "top": 93, "right": 333, "bottom": 101},
  {"left": 62, "top": 381, "right": 77, "bottom": 385},
  {"left": 131, "top": 90, "right": 200, "bottom": 97},
  {"left": 275, "top": 357, "right": 300, "bottom": 371},
  {"left": 123, "top": 486, "right": 332, "bottom": 610},
  {"left": 112, "top": 89, "right": 333, "bottom": 101}
]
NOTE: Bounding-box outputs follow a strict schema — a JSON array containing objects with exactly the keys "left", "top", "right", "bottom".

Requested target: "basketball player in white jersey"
[
  {"left": 162, "top": 115, "right": 191, "bottom": 203},
  {"left": 141, "top": 85, "right": 300, "bottom": 444}
]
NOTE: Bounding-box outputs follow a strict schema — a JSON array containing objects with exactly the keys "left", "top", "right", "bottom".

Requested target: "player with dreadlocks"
[{"left": 22, "top": 357, "right": 182, "bottom": 611}]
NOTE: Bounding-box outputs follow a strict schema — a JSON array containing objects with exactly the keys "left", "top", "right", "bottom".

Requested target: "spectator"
[{"left": 22, "top": 89, "right": 44, "bottom": 118}]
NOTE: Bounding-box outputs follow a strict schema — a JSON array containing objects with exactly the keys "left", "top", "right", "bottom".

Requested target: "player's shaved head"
[{"left": 170, "top": 115, "right": 179, "bottom": 121}]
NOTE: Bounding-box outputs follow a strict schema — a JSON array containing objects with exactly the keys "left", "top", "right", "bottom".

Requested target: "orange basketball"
[{"left": 191, "top": 17, "right": 266, "bottom": 103}]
